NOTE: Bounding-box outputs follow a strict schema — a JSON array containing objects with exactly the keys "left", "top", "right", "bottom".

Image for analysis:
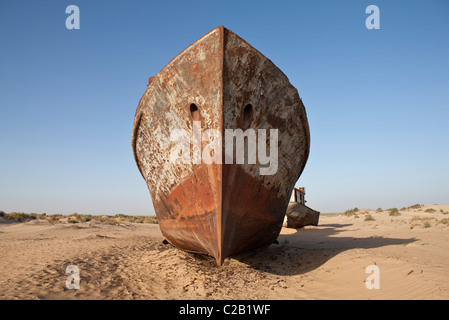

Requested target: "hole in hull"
[
  {"left": 190, "top": 103, "right": 201, "bottom": 121},
  {"left": 240, "top": 104, "right": 253, "bottom": 129}
]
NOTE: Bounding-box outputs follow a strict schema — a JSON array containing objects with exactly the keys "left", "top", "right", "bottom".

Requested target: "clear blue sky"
[{"left": 1, "top": 0, "right": 448, "bottom": 215}]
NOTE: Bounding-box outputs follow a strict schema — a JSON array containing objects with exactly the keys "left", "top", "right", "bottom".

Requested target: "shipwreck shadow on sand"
[{"left": 228, "top": 223, "right": 417, "bottom": 276}]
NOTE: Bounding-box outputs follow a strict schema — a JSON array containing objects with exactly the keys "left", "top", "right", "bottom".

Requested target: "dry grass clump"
[
  {"left": 3, "top": 212, "right": 29, "bottom": 221},
  {"left": 410, "top": 216, "right": 436, "bottom": 228},
  {"left": 388, "top": 208, "right": 401, "bottom": 216},
  {"left": 48, "top": 214, "right": 63, "bottom": 224},
  {"left": 1, "top": 211, "right": 60, "bottom": 222},
  {"left": 1, "top": 212, "right": 46, "bottom": 222},
  {"left": 344, "top": 208, "right": 359, "bottom": 216},
  {"left": 364, "top": 214, "right": 375, "bottom": 221},
  {"left": 0, "top": 211, "right": 158, "bottom": 225},
  {"left": 68, "top": 213, "right": 92, "bottom": 224},
  {"left": 400, "top": 204, "right": 423, "bottom": 211},
  {"left": 134, "top": 216, "right": 158, "bottom": 224},
  {"left": 111, "top": 214, "right": 158, "bottom": 225}
]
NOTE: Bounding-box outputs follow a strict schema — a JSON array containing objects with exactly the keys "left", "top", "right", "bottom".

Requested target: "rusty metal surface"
[
  {"left": 286, "top": 202, "right": 320, "bottom": 228},
  {"left": 132, "top": 26, "right": 310, "bottom": 266}
]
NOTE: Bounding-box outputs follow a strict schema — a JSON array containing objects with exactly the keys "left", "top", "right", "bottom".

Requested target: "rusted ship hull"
[{"left": 132, "top": 26, "right": 310, "bottom": 266}]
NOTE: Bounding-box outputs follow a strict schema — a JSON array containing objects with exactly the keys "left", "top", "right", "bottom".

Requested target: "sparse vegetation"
[
  {"left": 389, "top": 208, "right": 401, "bottom": 216},
  {"left": 112, "top": 214, "right": 158, "bottom": 224},
  {"left": 410, "top": 216, "right": 436, "bottom": 228},
  {"left": 68, "top": 213, "right": 92, "bottom": 224},
  {"left": 48, "top": 214, "right": 63, "bottom": 223},
  {"left": 135, "top": 216, "right": 158, "bottom": 224},
  {"left": 376, "top": 208, "right": 383, "bottom": 213},
  {"left": 401, "top": 204, "right": 423, "bottom": 211},
  {"left": 344, "top": 207, "right": 359, "bottom": 216},
  {"left": 0, "top": 211, "right": 158, "bottom": 225},
  {"left": 364, "top": 214, "right": 375, "bottom": 221},
  {"left": 2, "top": 212, "right": 53, "bottom": 221},
  {"left": 3, "top": 212, "right": 33, "bottom": 222},
  {"left": 425, "top": 208, "right": 436, "bottom": 213}
]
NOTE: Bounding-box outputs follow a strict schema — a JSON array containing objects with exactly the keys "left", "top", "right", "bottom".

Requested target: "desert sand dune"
[{"left": 1, "top": 205, "right": 448, "bottom": 300}]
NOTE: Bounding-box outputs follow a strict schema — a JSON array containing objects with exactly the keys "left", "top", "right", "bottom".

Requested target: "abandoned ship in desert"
[{"left": 132, "top": 26, "right": 311, "bottom": 265}]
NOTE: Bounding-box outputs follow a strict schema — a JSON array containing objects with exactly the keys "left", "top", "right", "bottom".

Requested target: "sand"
[{"left": 1, "top": 205, "right": 448, "bottom": 300}]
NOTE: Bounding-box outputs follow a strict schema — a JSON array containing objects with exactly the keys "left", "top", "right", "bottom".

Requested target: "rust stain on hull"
[{"left": 132, "top": 26, "right": 310, "bottom": 266}]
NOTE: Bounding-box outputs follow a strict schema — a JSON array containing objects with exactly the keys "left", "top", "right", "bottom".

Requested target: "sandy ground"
[{"left": 1, "top": 205, "right": 448, "bottom": 300}]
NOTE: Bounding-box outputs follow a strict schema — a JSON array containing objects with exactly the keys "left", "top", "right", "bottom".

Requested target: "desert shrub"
[
  {"left": 135, "top": 216, "right": 158, "bottom": 224},
  {"left": 135, "top": 216, "right": 143, "bottom": 223},
  {"left": 48, "top": 214, "right": 62, "bottom": 223},
  {"left": 68, "top": 213, "right": 91, "bottom": 223},
  {"left": 114, "top": 213, "right": 129, "bottom": 220},
  {"left": 115, "top": 214, "right": 144, "bottom": 223},
  {"left": 92, "top": 215, "right": 123, "bottom": 225},
  {"left": 364, "top": 214, "right": 375, "bottom": 221},
  {"left": 375, "top": 208, "right": 383, "bottom": 213},
  {"left": 4, "top": 212, "right": 29, "bottom": 221},
  {"left": 411, "top": 216, "right": 434, "bottom": 227},
  {"left": 95, "top": 215, "right": 109, "bottom": 223},
  {"left": 146, "top": 216, "right": 158, "bottom": 224},
  {"left": 389, "top": 208, "right": 401, "bottom": 216},
  {"left": 400, "top": 204, "right": 423, "bottom": 211},
  {"left": 344, "top": 208, "right": 359, "bottom": 216},
  {"left": 29, "top": 213, "right": 47, "bottom": 220},
  {"left": 424, "top": 208, "right": 436, "bottom": 213},
  {"left": 68, "top": 216, "right": 79, "bottom": 223}
]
